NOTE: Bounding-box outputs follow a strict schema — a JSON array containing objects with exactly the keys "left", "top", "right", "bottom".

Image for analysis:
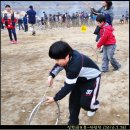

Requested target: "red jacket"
[
  {"left": 2, "top": 18, "right": 17, "bottom": 29},
  {"left": 97, "top": 22, "right": 116, "bottom": 48}
]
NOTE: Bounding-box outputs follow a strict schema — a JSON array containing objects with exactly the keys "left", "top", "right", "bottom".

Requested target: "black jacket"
[
  {"left": 26, "top": 9, "right": 36, "bottom": 24},
  {"left": 49, "top": 50, "right": 101, "bottom": 101}
]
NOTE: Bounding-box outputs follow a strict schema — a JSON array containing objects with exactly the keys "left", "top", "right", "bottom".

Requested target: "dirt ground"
[{"left": 1, "top": 22, "right": 129, "bottom": 125}]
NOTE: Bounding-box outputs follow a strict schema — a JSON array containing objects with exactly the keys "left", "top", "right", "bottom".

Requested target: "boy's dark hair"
[
  {"left": 5, "top": 5, "right": 11, "bottom": 8},
  {"left": 105, "top": 1, "right": 112, "bottom": 10},
  {"left": 29, "top": 5, "right": 33, "bottom": 9},
  {"left": 49, "top": 41, "right": 73, "bottom": 59},
  {"left": 96, "top": 14, "right": 106, "bottom": 23}
]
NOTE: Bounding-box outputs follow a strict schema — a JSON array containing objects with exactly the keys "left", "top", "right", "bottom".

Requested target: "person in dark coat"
[{"left": 26, "top": 5, "right": 36, "bottom": 35}]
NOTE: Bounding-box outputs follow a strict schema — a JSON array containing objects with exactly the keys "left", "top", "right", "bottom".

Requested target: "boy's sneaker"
[
  {"left": 13, "top": 40, "right": 18, "bottom": 44},
  {"left": 32, "top": 31, "right": 36, "bottom": 36},
  {"left": 113, "top": 64, "right": 121, "bottom": 71},
  {"left": 87, "top": 111, "right": 96, "bottom": 117},
  {"left": 10, "top": 40, "right": 14, "bottom": 44}
]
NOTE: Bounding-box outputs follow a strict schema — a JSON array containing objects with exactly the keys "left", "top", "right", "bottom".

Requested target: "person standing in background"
[
  {"left": 26, "top": 5, "right": 36, "bottom": 35},
  {"left": 125, "top": 11, "right": 129, "bottom": 24},
  {"left": 2, "top": 5, "right": 18, "bottom": 44},
  {"left": 23, "top": 14, "right": 28, "bottom": 32},
  {"left": 18, "top": 14, "right": 24, "bottom": 30}
]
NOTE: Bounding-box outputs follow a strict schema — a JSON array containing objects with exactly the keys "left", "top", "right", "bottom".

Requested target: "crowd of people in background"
[
  {"left": 1, "top": 3, "right": 129, "bottom": 44},
  {"left": 1, "top": 6, "right": 129, "bottom": 32},
  {"left": 34, "top": 11, "right": 96, "bottom": 29},
  {"left": 32, "top": 10, "right": 98, "bottom": 34},
  {"left": 1, "top": 7, "right": 99, "bottom": 32}
]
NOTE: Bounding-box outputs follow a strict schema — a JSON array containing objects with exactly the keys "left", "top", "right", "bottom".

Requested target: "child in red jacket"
[
  {"left": 2, "top": 5, "right": 18, "bottom": 44},
  {"left": 96, "top": 14, "right": 121, "bottom": 72}
]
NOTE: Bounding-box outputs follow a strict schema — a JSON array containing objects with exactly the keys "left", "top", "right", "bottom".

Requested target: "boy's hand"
[
  {"left": 95, "top": 46, "right": 101, "bottom": 51},
  {"left": 46, "top": 97, "right": 55, "bottom": 104},
  {"left": 47, "top": 76, "right": 53, "bottom": 87},
  {"left": 95, "top": 43, "right": 101, "bottom": 50}
]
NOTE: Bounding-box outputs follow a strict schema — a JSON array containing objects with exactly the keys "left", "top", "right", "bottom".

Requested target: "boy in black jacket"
[{"left": 46, "top": 41, "right": 101, "bottom": 125}]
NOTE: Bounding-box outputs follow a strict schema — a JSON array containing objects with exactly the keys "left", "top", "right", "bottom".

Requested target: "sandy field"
[{"left": 1, "top": 22, "right": 129, "bottom": 125}]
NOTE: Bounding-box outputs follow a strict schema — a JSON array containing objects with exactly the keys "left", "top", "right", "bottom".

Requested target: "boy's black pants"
[
  {"left": 7, "top": 28, "right": 17, "bottom": 41},
  {"left": 68, "top": 75, "right": 101, "bottom": 125}
]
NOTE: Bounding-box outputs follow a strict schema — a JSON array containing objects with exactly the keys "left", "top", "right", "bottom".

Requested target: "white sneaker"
[{"left": 87, "top": 111, "right": 96, "bottom": 117}]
